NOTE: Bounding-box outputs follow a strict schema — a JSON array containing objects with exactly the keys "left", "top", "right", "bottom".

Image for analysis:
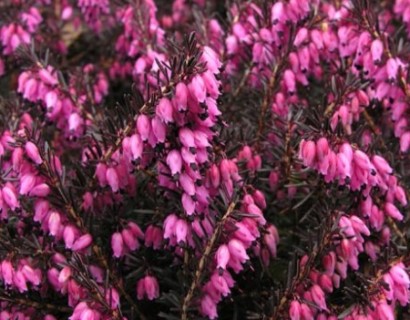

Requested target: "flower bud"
[
  {"left": 289, "top": 300, "right": 302, "bottom": 320},
  {"left": 25, "top": 141, "right": 42, "bottom": 165},
  {"left": 19, "top": 174, "right": 36, "bottom": 195},
  {"left": 29, "top": 183, "right": 50, "bottom": 197},
  {"left": 48, "top": 211, "right": 61, "bottom": 236},
  {"left": 72, "top": 234, "right": 92, "bottom": 252},
  {"left": 311, "top": 284, "right": 327, "bottom": 310},
  {"left": 294, "top": 28, "right": 309, "bottom": 47},
  {"left": 58, "top": 266, "right": 72, "bottom": 284},
  {"left": 300, "top": 303, "right": 313, "bottom": 320},
  {"left": 385, "top": 202, "right": 403, "bottom": 221},
  {"left": 63, "top": 225, "right": 77, "bottom": 249}
]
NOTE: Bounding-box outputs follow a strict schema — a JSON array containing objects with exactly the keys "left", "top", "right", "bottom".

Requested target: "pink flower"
[
  {"left": 210, "top": 272, "right": 231, "bottom": 297},
  {"left": 163, "top": 214, "right": 178, "bottom": 240},
  {"left": 122, "top": 228, "right": 139, "bottom": 251},
  {"left": 156, "top": 98, "right": 174, "bottom": 123},
  {"left": 271, "top": 2, "right": 285, "bottom": 24},
  {"left": 137, "top": 114, "right": 152, "bottom": 141},
  {"left": 111, "top": 232, "right": 124, "bottom": 258},
  {"left": 21, "top": 265, "right": 41, "bottom": 286},
  {"left": 294, "top": 28, "right": 309, "bottom": 47},
  {"left": 137, "top": 275, "right": 160, "bottom": 300},
  {"left": 174, "top": 82, "right": 188, "bottom": 111},
  {"left": 386, "top": 58, "right": 399, "bottom": 81},
  {"left": 25, "top": 141, "right": 42, "bottom": 165},
  {"left": 129, "top": 134, "right": 144, "bottom": 160},
  {"left": 188, "top": 75, "right": 206, "bottom": 103},
  {"left": 372, "top": 155, "right": 393, "bottom": 175},
  {"left": 300, "top": 303, "right": 314, "bottom": 320},
  {"left": 179, "top": 127, "right": 196, "bottom": 149},
  {"left": 106, "top": 167, "right": 119, "bottom": 192},
  {"left": 105, "top": 288, "right": 120, "bottom": 309},
  {"left": 202, "top": 46, "right": 222, "bottom": 74},
  {"left": 95, "top": 163, "right": 107, "bottom": 187},
  {"left": 182, "top": 193, "right": 196, "bottom": 215},
  {"left": 72, "top": 234, "right": 92, "bottom": 252},
  {"left": 228, "top": 239, "right": 249, "bottom": 263},
  {"left": 389, "top": 263, "right": 410, "bottom": 287},
  {"left": 289, "top": 300, "right": 302, "bottom": 320},
  {"left": 284, "top": 69, "right": 296, "bottom": 94},
  {"left": 58, "top": 266, "right": 72, "bottom": 284},
  {"left": 200, "top": 294, "right": 218, "bottom": 319},
  {"left": 151, "top": 116, "right": 167, "bottom": 143},
  {"left": 264, "top": 224, "right": 279, "bottom": 258},
  {"left": 63, "top": 225, "right": 78, "bottom": 249},
  {"left": 175, "top": 219, "right": 188, "bottom": 244},
  {"left": 179, "top": 173, "right": 196, "bottom": 196},
  {"left": 166, "top": 150, "right": 182, "bottom": 175},
  {"left": 376, "top": 302, "right": 394, "bottom": 320},
  {"left": 215, "top": 245, "right": 230, "bottom": 270},
  {"left": 144, "top": 225, "right": 163, "bottom": 250},
  {"left": 48, "top": 211, "right": 61, "bottom": 236},
  {"left": 13, "top": 270, "right": 28, "bottom": 292},
  {"left": 19, "top": 174, "right": 36, "bottom": 195},
  {"left": 384, "top": 202, "right": 403, "bottom": 221},
  {"left": 1, "top": 260, "right": 14, "bottom": 286},
  {"left": 311, "top": 284, "right": 327, "bottom": 310},
  {"left": 400, "top": 132, "right": 410, "bottom": 152},
  {"left": 370, "top": 39, "right": 383, "bottom": 63},
  {"left": 29, "top": 183, "right": 50, "bottom": 197},
  {"left": 299, "top": 140, "right": 316, "bottom": 167}
]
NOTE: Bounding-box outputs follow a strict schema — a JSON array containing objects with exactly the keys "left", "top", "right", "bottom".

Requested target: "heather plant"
[{"left": 0, "top": 0, "right": 409, "bottom": 319}]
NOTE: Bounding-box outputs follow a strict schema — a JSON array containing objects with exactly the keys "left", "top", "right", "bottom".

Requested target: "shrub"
[{"left": 0, "top": 0, "right": 409, "bottom": 319}]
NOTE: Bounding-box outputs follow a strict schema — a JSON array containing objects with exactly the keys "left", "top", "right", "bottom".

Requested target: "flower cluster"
[{"left": 0, "top": 0, "right": 409, "bottom": 319}]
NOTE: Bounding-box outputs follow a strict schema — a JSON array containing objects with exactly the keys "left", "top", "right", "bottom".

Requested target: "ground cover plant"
[{"left": 0, "top": 0, "right": 410, "bottom": 319}]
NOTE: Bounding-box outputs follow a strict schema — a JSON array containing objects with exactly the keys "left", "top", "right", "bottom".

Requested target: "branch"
[
  {"left": 181, "top": 201, "right": 236, "bottom": 320},
  {"left": 40, "top": 159, "right": 146, "bottom": 320},
  {"left": 0, "top": 294, "right": 72, "bottom": 314},
  {"left": 270, "top": 212, "right": 335, "bottom": 319}
]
